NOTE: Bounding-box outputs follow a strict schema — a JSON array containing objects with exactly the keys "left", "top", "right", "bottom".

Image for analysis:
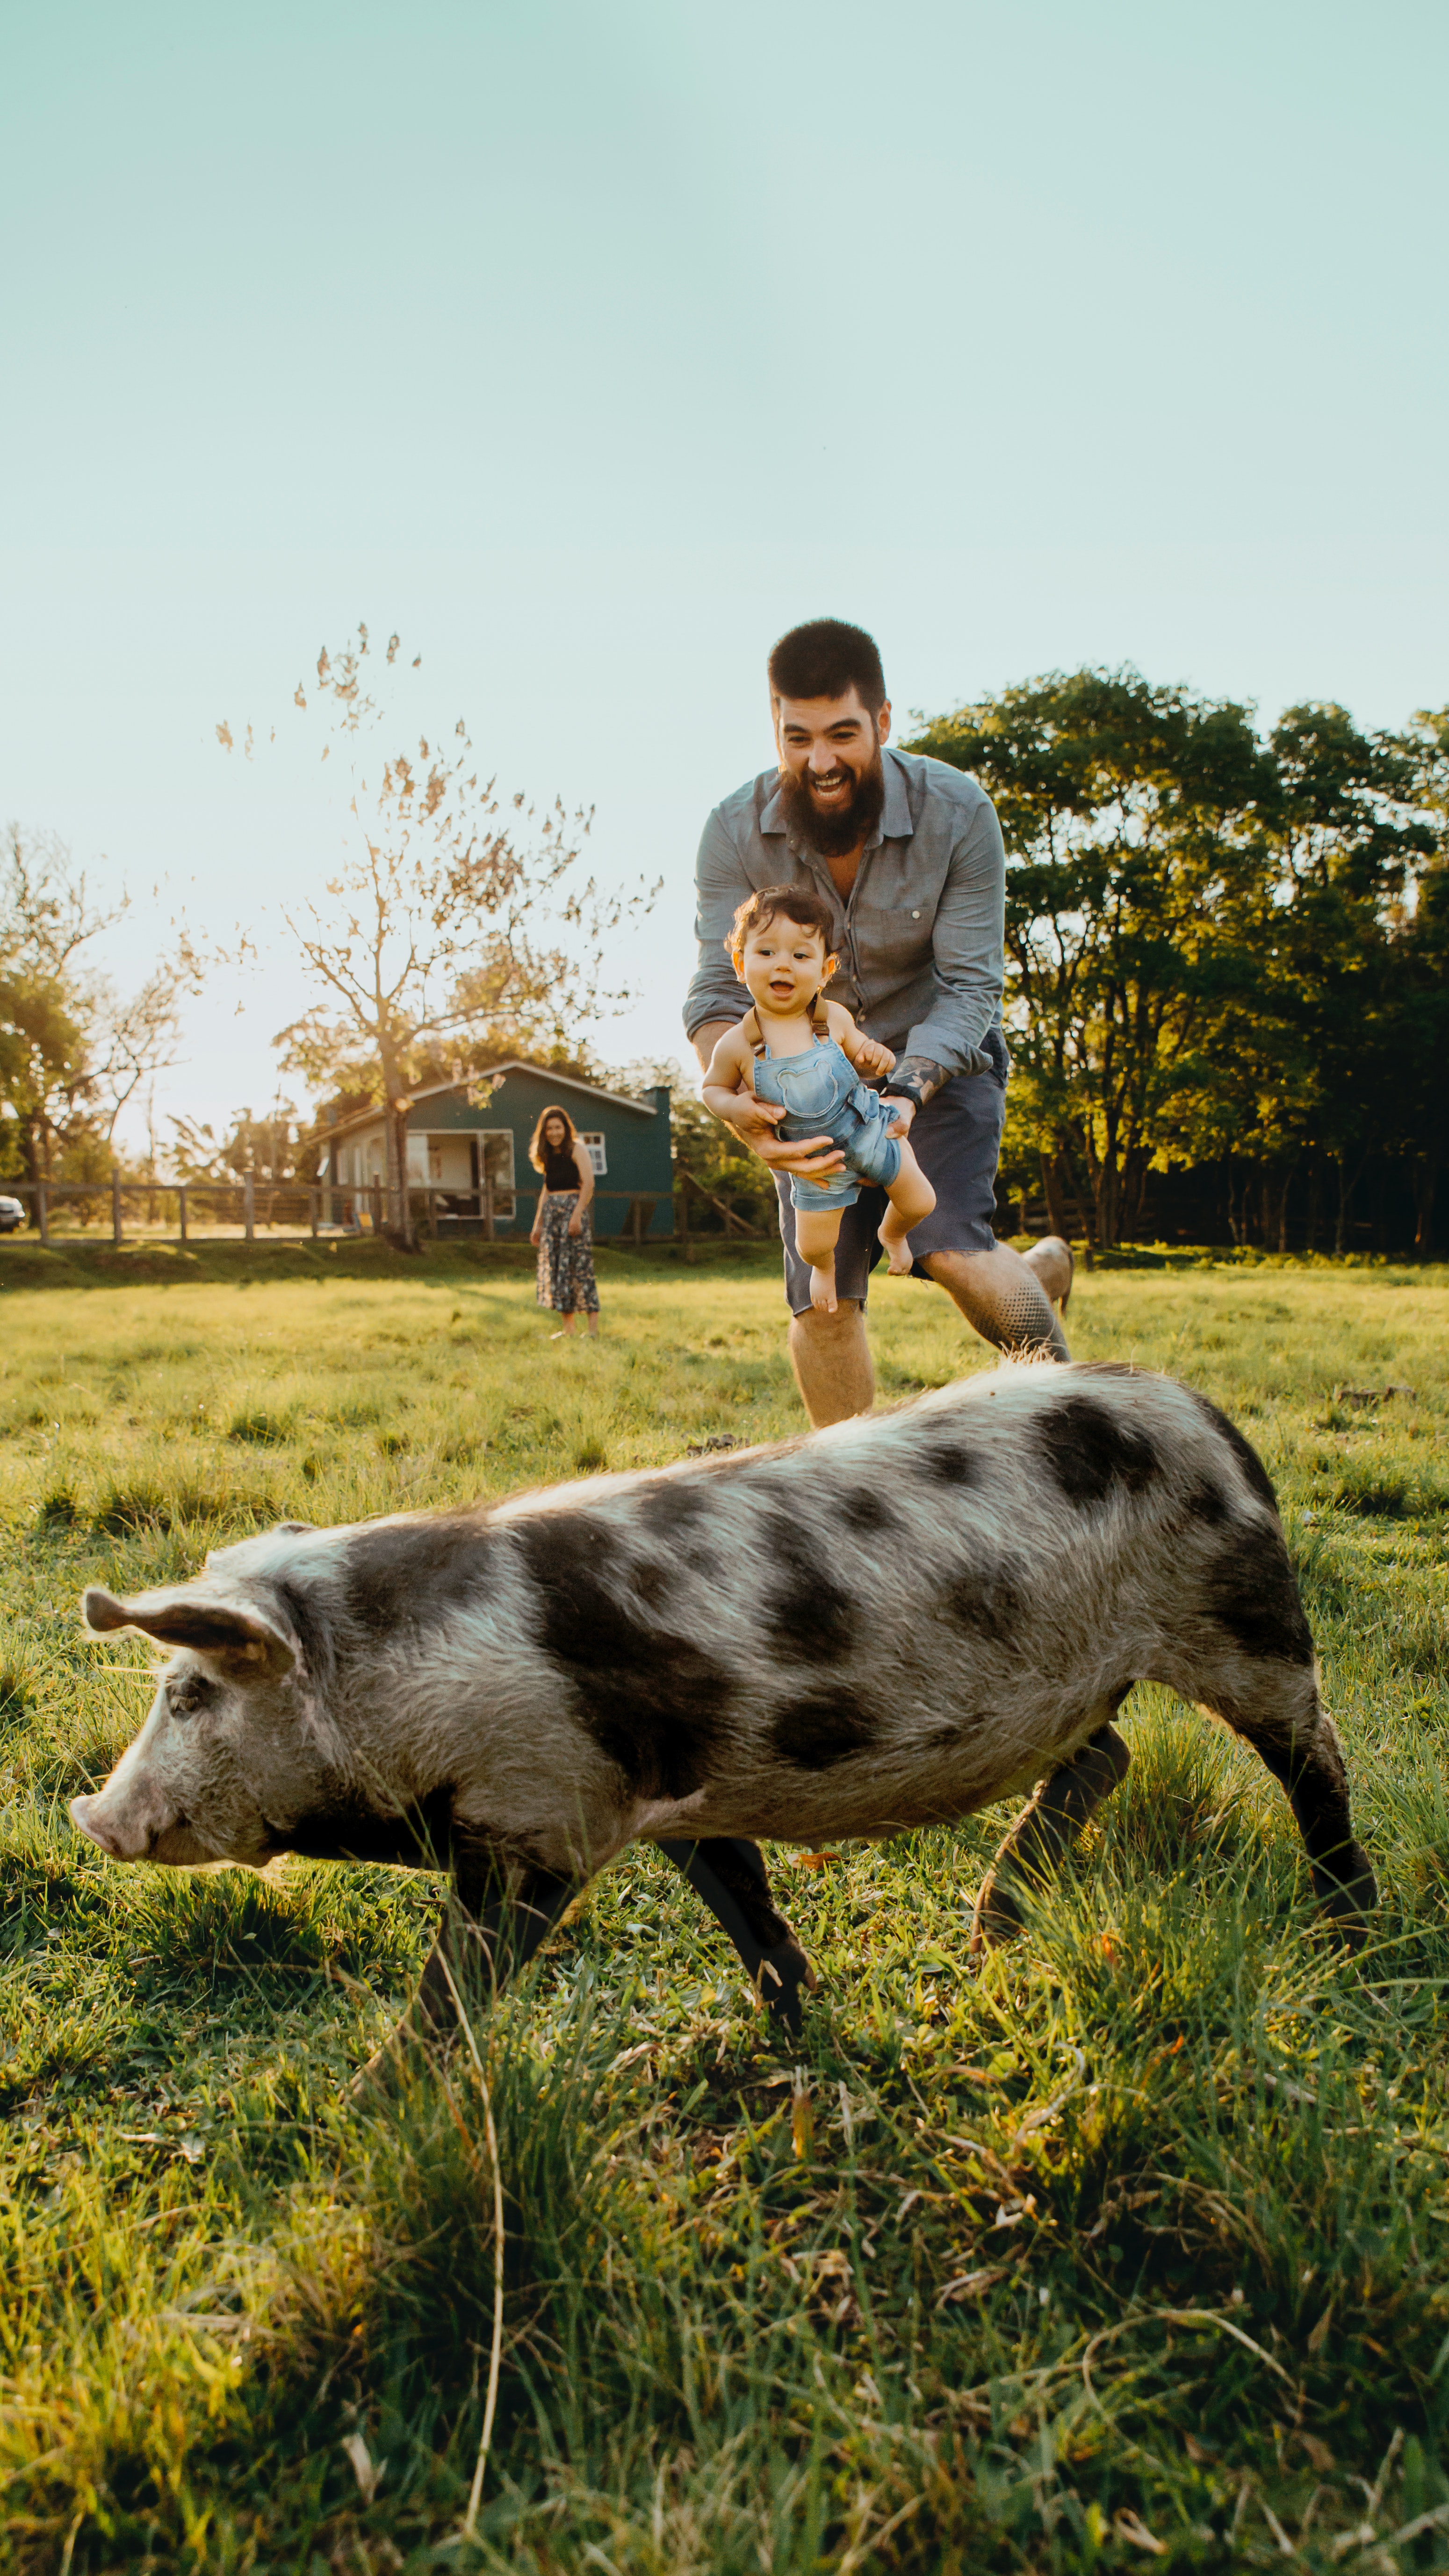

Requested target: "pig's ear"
[{"left": 82, "top": 1587, "right": 296, "bottom": 1677}]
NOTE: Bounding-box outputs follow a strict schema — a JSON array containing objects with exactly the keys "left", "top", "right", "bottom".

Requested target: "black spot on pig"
[
  {"left": 635, "top": 1479, "right": 712, "bottom": 1537},
  {"left": 909, "top": 1434, "right": 982, "bottom": 1487},
  {"left": 269, "top": 1781, "right": 459, "bottom": 1870},
  {"left": 344, "top": 1518, "right": 497, "bottom": 1637},
  {"left": 842, "top": 1488, "right": 896, "bottom": 1534},
  {"left": 1037, "top": 1396, "right": 1158, "bottom": 1508},
  {"left": 630, "top": 1559, "right": 671, "bottom": 1612},
  {"left": 512, "top": 1516, "right": 728, "bottom": 1800},
  {"left": 943, "top": 1559, "right": 1026, "bottom": 1643},
  {"left": 1205, "top": 1527, "right": 1314, "bottom": 1665},
  {"left": 1183, "top": 1478, "right": 1229, "bottom": 1527},
  {"left": 760, "top": 1512, "right": 855, "bottom": 1664},
  {"left": 1187, "top": 1391, "right": 1280, "bottom": 1515},
  {"left": 772, "top": 1685, "right": 877, "bottom": 1771}
]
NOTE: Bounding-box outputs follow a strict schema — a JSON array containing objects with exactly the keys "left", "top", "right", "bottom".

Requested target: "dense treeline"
[
  {"left": 907, "top": 671, "right": 1449, "bottom": 1253},
  {"left": 6, "top": 667, "right": 1446, "bottom": 1255}
]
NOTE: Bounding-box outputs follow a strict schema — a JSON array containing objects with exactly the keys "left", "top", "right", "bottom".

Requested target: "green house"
[{"left": 321, "top": 1065, "right": 675, "bottom": 1240}]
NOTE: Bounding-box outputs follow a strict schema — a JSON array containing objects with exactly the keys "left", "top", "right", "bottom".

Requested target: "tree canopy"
[
  {"left": 219, "top": 626, "right": 656, "bottom": 1241},
  {"left": 907, "top": 671, "right": 1448, "bottom": 1250},
  {"left": 0, "top": 826, "right": 200, "bottom": 1199}
]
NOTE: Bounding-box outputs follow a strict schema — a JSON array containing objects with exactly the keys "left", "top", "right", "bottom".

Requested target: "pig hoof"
[
  {"left": 968, "top": 1871, "right": 1027, "bottom": 1953},
  {"left": 756, "top": 1937, "right": 815, "bottom": 2034},
  {"left": 1312, "top": 1851, "right": 1378, "bottom": 1950}
]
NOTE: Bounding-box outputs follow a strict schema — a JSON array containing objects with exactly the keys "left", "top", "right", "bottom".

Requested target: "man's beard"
[{"left": 778, "top": 748, "right": 886, "bottom": 859}]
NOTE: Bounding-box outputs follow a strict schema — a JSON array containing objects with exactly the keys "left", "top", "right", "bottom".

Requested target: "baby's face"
[{"left": 736, "top": 919, "right": 834, "bottom": 1017}]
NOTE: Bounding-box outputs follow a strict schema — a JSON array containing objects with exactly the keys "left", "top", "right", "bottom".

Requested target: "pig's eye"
[{"left": 167, "top": 1672, "right": 217, "bottom": 1721}]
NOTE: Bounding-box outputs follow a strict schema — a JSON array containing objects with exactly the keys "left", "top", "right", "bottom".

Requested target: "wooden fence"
[{"left": 0, "top": 1176, "right": 683, "bottom": 1249}]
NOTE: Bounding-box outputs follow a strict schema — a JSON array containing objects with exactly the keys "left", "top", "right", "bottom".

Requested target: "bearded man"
[{"left": 685, "top": 616, "right": 1072, "bottom": 1428}]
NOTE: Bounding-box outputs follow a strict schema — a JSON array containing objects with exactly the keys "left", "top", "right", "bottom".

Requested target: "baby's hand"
[{"left": 855, "top": 1035, "right": 895, "bottom": 1079}]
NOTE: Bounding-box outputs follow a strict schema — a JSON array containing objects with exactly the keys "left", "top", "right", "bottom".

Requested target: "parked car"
[{"left": 0, "top": 1196, "right": 23, "bottom": 1233}]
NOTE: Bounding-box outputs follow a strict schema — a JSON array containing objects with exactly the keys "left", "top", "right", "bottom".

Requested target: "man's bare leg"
[
  {"left": 788, "top": 1299, "right": 875, "bottom": 1427},
  {"left": 923, "top": 1244, "right": 1071, "bottom": 1361}
]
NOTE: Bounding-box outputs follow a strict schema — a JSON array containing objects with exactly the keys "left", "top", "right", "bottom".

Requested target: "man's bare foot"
[
  {"left": 810, "top": 1264, "right": 838, "bottom": 1314},
  {"left": 879, "top": 1218, "right": 914, "bottom": 1277},
  {"left": 1022, "top": 1234, "right": 1073, "bottom": 1313}
]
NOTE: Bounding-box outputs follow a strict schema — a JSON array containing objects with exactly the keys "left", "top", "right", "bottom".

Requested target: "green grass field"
[{"left": 1, "top": 1247, "right": 1447, "bottom": 2574}]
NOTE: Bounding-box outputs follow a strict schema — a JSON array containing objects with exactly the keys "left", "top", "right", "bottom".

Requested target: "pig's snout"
[
  {"left": 68, "top": 1787, "right": 207, "bottom": 1865},
  {"left": 69, "top": 1793, "right": 123, "bottom": 1857}
]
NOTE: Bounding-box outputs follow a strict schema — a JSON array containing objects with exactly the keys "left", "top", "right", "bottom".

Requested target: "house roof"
[{"left": 325, "top": 1065, "right": 662, "bottom": 1143}]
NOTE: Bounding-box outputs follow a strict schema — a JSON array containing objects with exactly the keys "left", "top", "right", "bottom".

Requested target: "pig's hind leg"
[
  {"left": 1163, "top": 1512, "right": 1376, "bottom": 1940},
  {"left": 970, "top": 1716, "right": 1131, "bottom": 1951},
  {"left": 1194, "top": 1662, "right": 1376, "bottom": 1941}
]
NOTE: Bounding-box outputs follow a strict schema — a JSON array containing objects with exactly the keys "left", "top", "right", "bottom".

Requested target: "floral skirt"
[{"left": 535, "top": 1193, "right": 599, "bottom": 1312}]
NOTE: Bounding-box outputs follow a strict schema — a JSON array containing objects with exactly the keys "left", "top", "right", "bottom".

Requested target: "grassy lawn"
[{"left": 1, "top": 1247, "right": 1447, "bottom": 2573}]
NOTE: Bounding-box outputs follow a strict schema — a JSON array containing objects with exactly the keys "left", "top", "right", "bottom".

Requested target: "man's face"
[{"left": 772, "top": 687, "right": 891, "bottom": 857}]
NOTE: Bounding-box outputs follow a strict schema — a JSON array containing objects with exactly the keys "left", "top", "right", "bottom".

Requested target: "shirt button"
[{"left": 911, "top": 908, "right": 921, "bottom": 918}]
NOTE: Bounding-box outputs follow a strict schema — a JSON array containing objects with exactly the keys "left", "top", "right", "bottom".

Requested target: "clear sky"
[{"left": 2, "top": 0, "right": 1445, "bottom": 1145}]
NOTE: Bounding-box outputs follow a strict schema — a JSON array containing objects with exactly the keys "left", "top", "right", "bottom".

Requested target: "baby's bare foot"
[
  {"left": 879, "top": 1222, "right": 914, "bottom": 1277},
  {"left": 810, "top": 1265, "right": 838, "bottom": 1314}
]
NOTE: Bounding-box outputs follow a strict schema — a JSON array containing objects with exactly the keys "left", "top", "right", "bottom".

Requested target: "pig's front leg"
[
  {"left": 352, "top": 1849, "right": 580, "bottom": 2100},
  {"left": 657, "top": 1836, "right": 815, "bottom": 2033},
  {"left": 414, "top": 1849, "right": 581, "bottom": 2030}
]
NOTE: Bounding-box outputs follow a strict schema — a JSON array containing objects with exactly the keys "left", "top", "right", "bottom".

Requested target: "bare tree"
[{"left": 219, "top": 626, "right": 653, "bottom": 1242}]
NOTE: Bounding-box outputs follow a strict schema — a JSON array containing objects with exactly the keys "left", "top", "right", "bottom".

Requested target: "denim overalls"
[{"left": 754, "top": 1035, "right": 903, "bottom": 1211}]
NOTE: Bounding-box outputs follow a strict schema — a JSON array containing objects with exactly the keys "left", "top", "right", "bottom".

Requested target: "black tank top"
[{"left": 541, "top": 1143, "right": 579, "bottom": 1191}]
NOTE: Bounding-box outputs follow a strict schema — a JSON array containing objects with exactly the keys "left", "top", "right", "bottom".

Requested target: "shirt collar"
[{"left": 760, "top": 747, "right": 915, "bottom": 847}]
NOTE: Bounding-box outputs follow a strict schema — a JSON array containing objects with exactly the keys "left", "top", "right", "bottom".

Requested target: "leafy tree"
[
  {"left": 907, "top": 670, "right": 1271, "bottom": 1246},
  {"left": 0, "top": 826, "right": 199, "bottom": 1205},
  {"left": 219, "top": 627, "right": 654, "bottom": 1244}
]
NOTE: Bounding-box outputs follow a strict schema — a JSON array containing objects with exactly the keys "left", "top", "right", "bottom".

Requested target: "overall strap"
[
  {"left": 741, "top": 1004, "right": 766, "bottom": 1058},
  {"left": 808, "top": 989, "right": 830, "bottom": 1039}
]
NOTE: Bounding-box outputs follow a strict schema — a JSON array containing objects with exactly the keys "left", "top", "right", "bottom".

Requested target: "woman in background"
[{"left": 528, "top": 1103, "right": 600, "bottom": 1337}]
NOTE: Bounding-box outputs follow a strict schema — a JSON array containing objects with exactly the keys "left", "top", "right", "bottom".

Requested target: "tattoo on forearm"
[{"left": 884, "top": 1055, "right": 947, "bottom": 1108}]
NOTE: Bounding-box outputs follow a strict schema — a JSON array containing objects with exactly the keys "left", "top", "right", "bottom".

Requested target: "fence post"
[
  {"left": 371, "top": 1178, "right": 383, "bottom": 1236},
  {"left": 676, "top": 1171, "right": 688, "bottom": 1246},
  {"left": 112, "top": 1169, "right": 123, "bottom": 1246},
  {"left": 483, "top": 1177, "right": 495, "bottom": 1243},
  {"left": 309, "top": 1188, "right": 318, "bottom": 1239},
  {"left": 36, "top": 1183, "right": 49, "bottom": 1245},
  {"left": 634, "top": 1198, "right": 643, "bottom": 1247},
  {"left": 244, "top": 1173, "right": 255, "bottom": 1243},
  {"left": 178, "top": 1185, "right": 188, "bottom": 1245}
]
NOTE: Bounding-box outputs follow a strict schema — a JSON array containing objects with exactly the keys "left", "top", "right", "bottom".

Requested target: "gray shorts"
[{"left": 776, "top": 1036, "right": 1008, "bottom": 1316}]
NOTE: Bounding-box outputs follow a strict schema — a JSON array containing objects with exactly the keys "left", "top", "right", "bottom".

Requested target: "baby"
[{"left": 702, "top": 885, "right": 936, "bottom": 1313}]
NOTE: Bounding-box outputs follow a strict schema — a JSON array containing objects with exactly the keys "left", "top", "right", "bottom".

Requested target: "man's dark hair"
[
  {"left": 767, "top": 619, "right": 887, "bottom": 714},
  {"left": 727, "top": 884, "right": 836, "bottom": 958}
]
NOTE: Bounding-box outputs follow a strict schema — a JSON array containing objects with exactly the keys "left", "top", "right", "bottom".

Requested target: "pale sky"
[{"left": 3, "top": 0, "right": 1445, "bottom": 1148}]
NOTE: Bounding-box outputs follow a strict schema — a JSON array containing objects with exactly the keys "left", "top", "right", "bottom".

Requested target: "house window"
[
  {"left": 478, "top": 1130, "right": 517, "bottom": 1220},
  {"left": 579, "top": 1132, "right": 607, "bottom": 1178},
  {"left": 427, "top": 1142, "right": 443, "bottom": 1182}
]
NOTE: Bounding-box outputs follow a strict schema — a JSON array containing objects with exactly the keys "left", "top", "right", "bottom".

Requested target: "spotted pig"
[{"left": 69, "top": 1363, "right": 1375, "bottom": 2062}]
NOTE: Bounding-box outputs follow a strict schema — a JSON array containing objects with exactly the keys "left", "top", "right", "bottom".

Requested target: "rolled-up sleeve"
[
  {"left": 683, "top": 807, "right": 752, "bottom": 1043},
  {"left": 904, "top": 789, "right": 1006, "bottom": 1070}
]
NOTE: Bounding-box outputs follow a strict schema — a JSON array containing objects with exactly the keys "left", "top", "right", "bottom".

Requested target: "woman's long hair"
[{"left": 527, "top": 1102, "right": 577, "bottom": 1174}]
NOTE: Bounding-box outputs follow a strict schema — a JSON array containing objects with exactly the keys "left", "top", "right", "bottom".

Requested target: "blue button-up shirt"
[{"left": 683, "top": 747, "right": 1006, "bottom": 1076}]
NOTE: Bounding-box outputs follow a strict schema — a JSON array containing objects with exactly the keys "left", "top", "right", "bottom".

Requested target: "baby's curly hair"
[{"left": 726, "top": 883, "right": 836, "bottom": 962}]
